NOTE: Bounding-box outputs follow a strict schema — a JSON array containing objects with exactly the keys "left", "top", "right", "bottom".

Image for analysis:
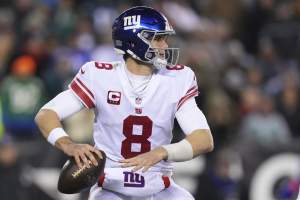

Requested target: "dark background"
[{"left": 1, "top": 0, "right": 300, "bottom": 199}]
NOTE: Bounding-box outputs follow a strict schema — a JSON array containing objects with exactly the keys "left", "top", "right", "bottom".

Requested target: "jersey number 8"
[{"left": 121, "top": 115, "right": 152, "bottom": 159}]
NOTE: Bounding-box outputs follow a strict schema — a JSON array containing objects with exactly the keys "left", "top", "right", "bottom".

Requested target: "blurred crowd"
[{"left": 0, "top": 0, "right": 300, "bottom": 200}]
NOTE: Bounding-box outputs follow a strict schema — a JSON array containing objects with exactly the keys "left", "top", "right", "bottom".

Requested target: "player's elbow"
[
  {"left": 35, "top": 109, "right": 57, "bottom": 127},
  {"left": 204, "top": 130, "right": 214, "bottom": 153},
  {"left": 34, "top": 109, "right": 46, "bottom": 127},
  {"left": 198, "top": 130, "right": 214, "bottom": 153},
  {"left": 189, "top": 129, "right": 214, "bottom": 155},
  {"left": 205, "top": 137, "right": 214, "bottom": 153}
]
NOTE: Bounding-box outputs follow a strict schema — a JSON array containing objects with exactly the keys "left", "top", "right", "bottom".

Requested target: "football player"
[{"left": 35, "top": 6, "right": 214, "bottom": 200}]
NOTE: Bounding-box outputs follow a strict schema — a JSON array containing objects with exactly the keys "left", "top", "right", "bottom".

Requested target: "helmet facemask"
[{"left": 138, "top": 30, "right": 179, "bottom": 69}]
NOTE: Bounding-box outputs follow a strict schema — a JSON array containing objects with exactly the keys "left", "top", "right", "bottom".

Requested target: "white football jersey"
[{"left": 69, "top": 61, "right": 198, "bottom": 171}]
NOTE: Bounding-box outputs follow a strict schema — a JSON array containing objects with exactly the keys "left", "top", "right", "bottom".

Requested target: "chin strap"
[
  {"left": 153, "top": 57, "right": 167, "bottom": 70},
  {"left": 126, "top": 50, "right": 168, "bottom": 70}
]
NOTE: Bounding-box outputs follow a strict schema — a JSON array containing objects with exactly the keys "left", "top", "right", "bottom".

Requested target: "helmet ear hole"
[
  {"left": 124, "top": 41, "right": 135, "bottom": 49},
  {"left": 146, "top": 52, "right": 155, "bottom": 60},
  {"left": 129, "top": 42, "right": 135, "bottom": 48}
]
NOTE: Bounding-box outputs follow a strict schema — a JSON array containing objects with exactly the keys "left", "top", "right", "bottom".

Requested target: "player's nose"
[{"left": 159, "top": 39, "right": 168, "bottom": 49}]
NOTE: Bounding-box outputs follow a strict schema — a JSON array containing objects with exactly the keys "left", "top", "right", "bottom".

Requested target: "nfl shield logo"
[{"left": 135, "top": 97, "right": 142, "bottom": 105}]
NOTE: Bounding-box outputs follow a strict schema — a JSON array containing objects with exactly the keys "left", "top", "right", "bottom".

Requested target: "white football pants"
[{"left": 88, "top": 178, "right": 194, "bottom": 200}]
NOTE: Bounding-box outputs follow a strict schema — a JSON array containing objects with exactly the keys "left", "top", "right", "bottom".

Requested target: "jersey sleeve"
[
  {"left": 176, "top": 67, "right": 199, "bottom": 110},
  {"left": 69, "top": 61, "right": 96, "bottom": 109}
]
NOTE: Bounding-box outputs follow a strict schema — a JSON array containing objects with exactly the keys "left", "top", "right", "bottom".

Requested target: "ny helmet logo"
[{"left": 124, "top": 15, "right": 141, "bottom": 30}]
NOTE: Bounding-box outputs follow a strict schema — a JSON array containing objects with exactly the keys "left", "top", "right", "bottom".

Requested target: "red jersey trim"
[
  {"left": 185, "top": 86, "right": 197, "bottom": 95},
  {"left": 76, "top": 78, "right": 94, "bottom": 98},
  {"left": 162, "top": 176, "right": 171, "bottom": 188},
  {"left": 98, "top": 173, "right": 105, "bottom": 187},
  {"left": 70, "top": 80, "right": 95, "bottom": 108},
  {"left": 177, "top": 88, "right": 198, "bottom": 110}
]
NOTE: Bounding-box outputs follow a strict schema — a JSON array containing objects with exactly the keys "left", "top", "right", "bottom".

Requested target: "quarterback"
[{"left": 35, "top": 6, "right": 214, "bottom": 200}]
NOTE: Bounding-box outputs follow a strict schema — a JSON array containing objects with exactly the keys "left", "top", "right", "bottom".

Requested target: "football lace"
[{"left": 71, "top": 161, "right": 92, "bottom": 178}]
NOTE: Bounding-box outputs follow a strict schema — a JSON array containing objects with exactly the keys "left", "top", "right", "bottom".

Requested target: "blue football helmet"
[{"left": 112, "top": 6, "right": 179, "bottom": 69}]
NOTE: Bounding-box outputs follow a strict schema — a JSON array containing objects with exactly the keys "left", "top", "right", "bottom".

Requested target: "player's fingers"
[
  {"left": 84, "top": 150, "right": 98, "bottom": 166},
  {"left": 92, "top": 148, "right": 103, "bottom": 159},
  {"left": 119, "top": 158, "right": 133, "bottom": 163},
  {"left": 74, "top": 154, "right": 83, "bottom": 169},
  {"left": 121, "top": 163, "right": 134, "bottom": 168},
  {"left": 86, "top": 146, "right": 103, "bottom": 159},
  {"left": 121, "top": 160, "right": 139, "bottom": 167},
  {"left": 132, "top": 165, "right": 143, "bottom": 172},
  {"left": 79, "top": 152, "right": 90, "bottom": 168},
  {"left": 142, "top": 165, "right": 151, "bottom": 173}
]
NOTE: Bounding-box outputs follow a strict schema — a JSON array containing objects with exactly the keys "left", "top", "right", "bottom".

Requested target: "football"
[{"left": 57, "top": 150, "right": 106, "bottom": 194}]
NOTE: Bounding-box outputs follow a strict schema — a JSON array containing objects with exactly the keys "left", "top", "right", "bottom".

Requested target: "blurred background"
[{"left": 0, "top": 0, "right": 300, "bottom": 199}]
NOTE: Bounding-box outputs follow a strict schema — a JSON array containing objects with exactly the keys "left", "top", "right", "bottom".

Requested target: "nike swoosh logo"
[{"left": 80, "top": 68, "right": 85, "bottom": 74}]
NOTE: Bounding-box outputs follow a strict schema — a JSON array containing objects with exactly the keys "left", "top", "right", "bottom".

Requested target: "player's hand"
[
  {"left": 56, "top": 137, "right": 103, "bottom": 169},
  {"left": 119, "top": 147, "right": 168, "bottom": 172}
]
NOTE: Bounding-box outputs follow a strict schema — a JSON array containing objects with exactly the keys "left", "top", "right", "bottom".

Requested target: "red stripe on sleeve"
[
  {"left": 177, "top": 89, "right": 198, "bottom": 110},
  {"left": 76, "top": 78, "right": 94, "bottom": 98},
  {"left": 185, "top": 86, "right": 197, "bottom": 95},
  {"left": 70, "top": 81, "right": 95, "bottom": 108}
]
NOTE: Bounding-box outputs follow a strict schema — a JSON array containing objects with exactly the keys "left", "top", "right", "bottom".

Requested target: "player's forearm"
[
  {"left": 35, "top": 109, "right": 73, "bottom": 150},
  {"left": 35, "top": 90, "right": 85, "bottom": 149},
  {"left": 35, "top": 109, "right": 62, "bottom": 138},
  {"left": 185, "top": 129, "right": 214, "bottom": 157},
  {"left": 162, "top": 129, "right": 213, "bottom": 162}
]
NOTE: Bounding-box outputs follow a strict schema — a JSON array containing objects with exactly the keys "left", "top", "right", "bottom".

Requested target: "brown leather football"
[{"left": 57, "top": 150, "right": 106, "bottom": 194}]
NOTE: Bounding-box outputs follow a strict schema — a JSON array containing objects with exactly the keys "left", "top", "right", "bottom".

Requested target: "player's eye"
[
  {"left": 141, "top": 31, "right": 155, "bottom": 41},
  {"left": 154, "top": 34, "right": 168, "bottom": 42}
]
